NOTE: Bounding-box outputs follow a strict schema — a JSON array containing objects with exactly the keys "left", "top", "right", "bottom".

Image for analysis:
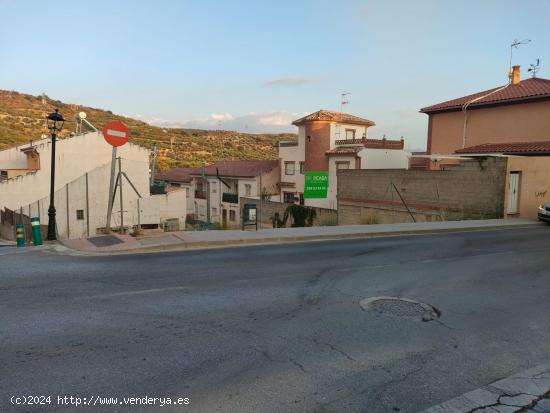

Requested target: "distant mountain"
[{"left": 0, "top": 90, "right": 296, "bottom": 170}]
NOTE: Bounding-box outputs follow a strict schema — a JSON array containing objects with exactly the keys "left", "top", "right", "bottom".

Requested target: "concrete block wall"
[{"left": 338, "top": 158, "right": 507, "bottom": 225}]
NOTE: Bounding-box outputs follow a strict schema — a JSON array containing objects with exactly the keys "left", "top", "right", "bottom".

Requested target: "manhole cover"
[
  {"left": 88, "top": 235, "right": 123, "bottom": 247},
  {"left": 360, "top": 296, "right": 441, "bottom": 322}
]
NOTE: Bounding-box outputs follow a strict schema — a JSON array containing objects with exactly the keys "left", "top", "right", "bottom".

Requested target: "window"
[
  {"left": 0, "top": 170, "right": 8, "bottom": 181},
  {"left": 229, "top": 210, "right": 236, "bottom": 221},
  {"left": 299, "top": 162, "right": 305, "bottom": 174},
  {"left": 299, "top": 193, "right": 304, "bottom": 206},
  {"left": 245, "top": 184, "right": 251, "bottom": 196},
  {"left": 345, "top": 129, "right": 356, "bottom": 140},
  {"left": 283, "top": 192, "right": 295, "bottom": 203},
  {"left": 285, "top": 161, "right": 295, "bottom": 175},
  {"left": 76, "top": 209, "right": 84, "bottom": 220},
  {"left": 336, "top": 161, "right": 350, "bottom": 170}
]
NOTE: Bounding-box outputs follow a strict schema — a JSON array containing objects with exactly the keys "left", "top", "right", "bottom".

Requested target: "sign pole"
[
  {"left": 106, "top": 146, "right": 117, "bottom": 233},
  {"left": 102, "top": 120, "right": 129, "bottom": 233},
  {"left": 118, "top": 157, "right": 124, "bottom": 233}
]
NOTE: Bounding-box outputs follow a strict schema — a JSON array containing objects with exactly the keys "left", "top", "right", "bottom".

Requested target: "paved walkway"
[
  {"left": 60, "top": 218, "right": 541, "bottom": 254},
  {"left": 421, "top": 362, "right": 550, "bottom": 412}
]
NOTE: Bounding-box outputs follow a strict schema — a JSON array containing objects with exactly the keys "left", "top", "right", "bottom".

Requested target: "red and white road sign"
[{"left": 103, "top": 120, "right": 129, "bottom": 147}]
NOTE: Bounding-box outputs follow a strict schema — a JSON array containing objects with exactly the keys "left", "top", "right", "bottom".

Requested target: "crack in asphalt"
[
  {"left": 312, "top": 337, "right": 356, "bottom": 362},
  {"left": 257, "top": 349, "right": 308, "bottom": 374}
]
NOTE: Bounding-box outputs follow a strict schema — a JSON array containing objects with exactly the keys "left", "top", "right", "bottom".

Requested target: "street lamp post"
[{"left": 46, "top": 109, "right": 65, "bottom": 241}]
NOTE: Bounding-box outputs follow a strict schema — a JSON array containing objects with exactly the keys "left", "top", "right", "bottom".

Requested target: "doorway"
[{"left": 507, "top": 172, "right": 520, "bottom": 214}]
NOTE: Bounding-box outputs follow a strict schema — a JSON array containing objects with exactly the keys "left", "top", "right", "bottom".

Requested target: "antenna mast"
[
  {"left": 337, "top": 92, "right": 351, "bottom": 139},
  {"left": 509, "top": 38, "right": 531, "bottom": 82},
  {"left": 528, "top": 59, "right": 541, "bottom": 78}
]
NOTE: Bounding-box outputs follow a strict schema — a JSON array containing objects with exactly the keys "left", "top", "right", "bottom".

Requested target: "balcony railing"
[
  {"left": 334, "top": 137, "right": 405, "bottom": 149},
  {"left": 222, "top": 192, "right": 239, "bottom": 204},
  {"left": 195, "top": 190, "right": 206, "bottom": 199},
  {"left": 335, "top": 138, "right": 364, "bottom": 145}
]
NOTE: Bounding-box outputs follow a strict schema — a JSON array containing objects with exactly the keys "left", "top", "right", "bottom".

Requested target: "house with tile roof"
[
  {"left": 279, "top": 109, "right": 410, "bottom": 210},
  {"left": 415, "top": 66, "right": 550, "bottom": 219},
  {"left": 420, "top": 66, "right": 550, "bottom": 167},
  {"left": 155, "top": 167, "right": 200, "bottom": 216},
  {"left": 186, "top": 160, "right": 280, "bottom": 226}
]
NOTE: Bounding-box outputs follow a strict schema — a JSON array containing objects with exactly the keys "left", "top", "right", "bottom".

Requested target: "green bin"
[
  {"left": 31, "top": 217, "right": 43, "bottom": 246},
  {"left": 16, "top": 224, "right": 25, "bottom": 247}
]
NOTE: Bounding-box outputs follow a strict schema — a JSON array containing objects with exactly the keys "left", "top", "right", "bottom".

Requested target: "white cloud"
[
  {"left": 210, "top": 113, "right": 233, "bottom": 121},
  {"left": 142, "top": 111, "right": 304, "bottom": 134}
]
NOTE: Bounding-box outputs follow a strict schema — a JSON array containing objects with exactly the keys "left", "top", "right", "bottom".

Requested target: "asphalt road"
[{"left": 2, "top": 227, "right": 550, "bottom": 413}]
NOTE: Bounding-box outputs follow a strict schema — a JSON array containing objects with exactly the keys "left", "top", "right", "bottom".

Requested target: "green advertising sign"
[{"left": 304, "top": 171, "right": 328, "bottom": 199}]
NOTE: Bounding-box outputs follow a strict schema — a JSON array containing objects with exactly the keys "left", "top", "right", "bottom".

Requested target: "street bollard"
[
  {"left": 16, "top": 224, "right": 25, "bottom": 247},
  {"left": 31, "top": 217, "right": 43, "bottom": 246}
]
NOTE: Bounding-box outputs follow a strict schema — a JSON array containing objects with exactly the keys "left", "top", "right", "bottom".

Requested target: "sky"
[{"left": 1, "top": 0, "right": 549, "bottom": 150}]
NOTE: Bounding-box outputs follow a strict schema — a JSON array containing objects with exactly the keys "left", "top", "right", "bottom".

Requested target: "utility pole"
[
  {"left": 150, "top": 143, "right": 157, "bottom": 187},
  {"left": 202, "top": 163, "right": 210, "bottom": 224},
  {"left": 259, "top": 168, "right": 262, "bottom": 229}
]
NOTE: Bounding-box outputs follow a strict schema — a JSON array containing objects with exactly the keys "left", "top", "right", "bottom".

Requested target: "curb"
[{"left": 60, "top": 222, "right": 541, "bottom": 256}]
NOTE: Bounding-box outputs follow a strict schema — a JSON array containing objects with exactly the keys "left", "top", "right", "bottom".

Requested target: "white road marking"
[
  {"left": 80, "top": 286, "right": 188, "bottom": 300},
  {"left": 106, "top": 129, "right": 126, "bottom": 138}
]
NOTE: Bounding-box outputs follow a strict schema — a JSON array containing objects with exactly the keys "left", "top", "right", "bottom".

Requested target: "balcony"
[
  {"left": 222, "top": 192, "right": 239, "bottom": 204},
  {"left": 335, "top": 138, "right": 364, "bottom": 146},
  {"left": 195, "top": 190, "right": 206, "bottom": 199}
]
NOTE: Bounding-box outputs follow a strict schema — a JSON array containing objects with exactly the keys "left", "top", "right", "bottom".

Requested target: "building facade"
[
  {"left": 420, "top": 66, "right": 550, "bottom": 169},
  {"left": 190, "top": 160, "right": 279, "bottom": 226},
  {"left": 279, "top": 110, "right": 410, "bottom": 210}
]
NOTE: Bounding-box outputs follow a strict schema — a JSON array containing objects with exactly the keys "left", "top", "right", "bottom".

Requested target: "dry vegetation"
[{"left": 0, "top": 90, "right": 297, "bottom": 171}]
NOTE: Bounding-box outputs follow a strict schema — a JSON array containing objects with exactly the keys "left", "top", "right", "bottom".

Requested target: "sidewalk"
[
  {"left": 60, "top": 218, "right": 541, "bottom": 255},
  {"left": 421, "top": 361, "right": 550, "bottom": 412}
]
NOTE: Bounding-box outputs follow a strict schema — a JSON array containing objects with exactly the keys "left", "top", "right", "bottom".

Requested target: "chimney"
[{"left": 510, "top": 65, "right": 521, "bottom": 85}]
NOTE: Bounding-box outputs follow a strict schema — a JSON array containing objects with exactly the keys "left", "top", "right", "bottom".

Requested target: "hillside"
[{"left": 0, "top": 90, "right": 296, "bottom": 171}]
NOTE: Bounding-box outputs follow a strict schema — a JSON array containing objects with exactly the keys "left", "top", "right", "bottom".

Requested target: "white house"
[
  {"left": 279, "top": 110, "right": 410, "bottom": 210},
  {"left": 190, "top": 160, "right": 280, "bottom": 227}
]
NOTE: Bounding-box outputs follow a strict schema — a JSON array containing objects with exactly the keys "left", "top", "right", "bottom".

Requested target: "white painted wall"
[
  {"left": 0, "top": 132, "right": 149, "bottom": 211},
  {"left": 358, "top": 148, "right": 410, "bottom": 169},
  {"left": 329, "top": 123, "right": 369, "bottom": 148},
  {"left": 278, "top": 127, "right": 306, "bottom": 198}
]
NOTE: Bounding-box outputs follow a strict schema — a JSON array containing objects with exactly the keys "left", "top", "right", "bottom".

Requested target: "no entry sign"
[{"left": 103, "top": 120, "right": 129, "bottom": 147}]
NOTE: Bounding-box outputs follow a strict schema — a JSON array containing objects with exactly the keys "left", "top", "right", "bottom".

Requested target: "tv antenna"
[
  {"left": 336, "top": 92, "right": 351, "bottom": 139},
  {"left": 509, "top": 38, "right": 531, "bottom": 81},
  {"left": 340, "top": 92, "right": 351, "bottom": 113},
  {"left": 528, "top": 58, "right": 541, "bottom": 78}
]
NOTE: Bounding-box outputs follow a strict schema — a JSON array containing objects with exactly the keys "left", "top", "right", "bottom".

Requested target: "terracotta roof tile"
[
  {"left": 190, "top": 160, "right": 279, "bottom": 178},
  {"left": 456, "top": 140, "right": 550, "bottom": 154},
  {"left": 156, "top": 167, "right": 199, "bottom": 183},
  {"left": 293, "top": 109, "right": 375, "bottom": 126},
  {"left": 420, "top": 77, "right": 550, "bottom": 113}
]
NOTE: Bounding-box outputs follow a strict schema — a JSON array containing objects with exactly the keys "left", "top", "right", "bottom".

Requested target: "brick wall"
[
  {"left": 338, "top": 158, "right": 507, "bottom": 225},
  {"left": 240, "top": 197, "right": 338, "bottom": 227}
]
